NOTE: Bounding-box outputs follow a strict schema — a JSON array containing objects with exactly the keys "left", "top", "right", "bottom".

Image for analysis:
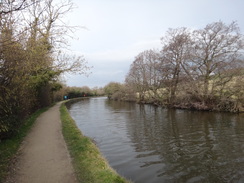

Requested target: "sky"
[{"left": 64, "top": 0, "right": 244, "bottom": 88}]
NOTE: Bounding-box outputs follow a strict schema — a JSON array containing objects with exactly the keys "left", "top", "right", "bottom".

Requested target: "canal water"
[{"left": 68, "top": 97, "right": 244, "bottom": 183}]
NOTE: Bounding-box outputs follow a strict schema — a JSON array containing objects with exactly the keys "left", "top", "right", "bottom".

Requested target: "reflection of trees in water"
[{"left": 106, "top": 100, "right": 244, "bottom": 182}]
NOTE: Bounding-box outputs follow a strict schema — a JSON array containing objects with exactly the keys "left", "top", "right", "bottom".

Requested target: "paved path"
[{"left": 5, "top": 103, "right": 77, "bottom": 183}]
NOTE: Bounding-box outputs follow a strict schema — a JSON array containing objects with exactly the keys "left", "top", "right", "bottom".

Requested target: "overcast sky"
[{"left": 64, "top": 0, "right": 244, "bottom": 88}]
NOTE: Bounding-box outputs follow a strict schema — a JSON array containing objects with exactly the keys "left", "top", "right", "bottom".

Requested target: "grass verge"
[
  {"left": 0, "top": 107, "right": 50, "bottom": 182},
  {"left": 60, "top": 102, "right": 130, "bottom": 183}
]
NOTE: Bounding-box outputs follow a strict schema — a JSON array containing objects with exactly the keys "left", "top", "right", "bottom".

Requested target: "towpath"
[{"left": 5, "top": 103, "right": 77, "bottom": 183}]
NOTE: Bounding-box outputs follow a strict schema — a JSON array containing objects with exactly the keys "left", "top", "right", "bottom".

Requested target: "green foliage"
[
  {"left": 0, "top": 115, "right": 19, "bottom": 139},
  {"left": 60, "top": 102, "right": 129, "bottom": 183},
  {"left": 51, "top": 82, "right": 63, "bottom": 92},
  {"left": 66, "top": 86, "right": 94, "bottom": 98},
  {"left": 104, "top": 82, "right": 124, "bottom": 99},
  {"left": 0, "top": 0, "right": 89, "bottom": 138}
]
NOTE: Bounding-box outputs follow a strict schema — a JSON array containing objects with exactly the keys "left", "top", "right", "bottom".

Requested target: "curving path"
[{"left": 5, "top": 103, "right": 77, "bottom": 183}]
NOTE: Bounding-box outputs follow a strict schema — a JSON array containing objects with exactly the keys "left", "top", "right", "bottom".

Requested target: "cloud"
[
  {"left": 65, "top": 38, "right": 161, "bottom": 87},
  {"left": 64, "top": 0, "right": 244, "bottom": 88},
  {"left": 81, "top": 38, "right": 161, "bottom": 63}
]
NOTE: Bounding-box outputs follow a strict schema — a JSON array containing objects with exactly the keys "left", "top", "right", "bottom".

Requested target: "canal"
[{"left": 68, "top": 97, "right": 244, "bottom": 183}]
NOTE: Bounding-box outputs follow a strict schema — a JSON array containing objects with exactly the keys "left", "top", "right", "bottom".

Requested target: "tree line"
[
  {"left": 106, "top": 21, "right": 244, "bottom": 113},
  {"left": 0, "top": 0, "right": 89, "bottom": 139},
  {"left": 54, "top": 85, "right": 105, "bottom": 100}
]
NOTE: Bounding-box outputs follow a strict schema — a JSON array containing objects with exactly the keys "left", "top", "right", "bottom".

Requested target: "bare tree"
[
  {"left": 124, "top": 21, "right": 244, "bottom": 112},
  {"left": 160, "top": 27, "right": 193, "bottom": 103},
  {"left": 0, "top": 0, "right": 30, "bottom": 15},
  {"left": 125, "top": 50, "right": 162, "bottom": 102},
  {"left": 191, "top": 21, "right": 244, "bottom": 98}
]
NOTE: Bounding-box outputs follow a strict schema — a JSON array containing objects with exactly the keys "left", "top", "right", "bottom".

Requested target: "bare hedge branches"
[{"left": 0, "top": 0, "right": 29, "bottom": 15}]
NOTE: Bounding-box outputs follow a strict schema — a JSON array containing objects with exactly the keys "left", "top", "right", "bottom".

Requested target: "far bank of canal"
[{"left": 68, "top": 97, "right": 244, "bottom": 183}]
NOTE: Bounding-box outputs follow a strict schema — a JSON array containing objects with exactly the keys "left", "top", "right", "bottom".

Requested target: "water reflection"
[{"left": 69, "top": 98, "right": 244, "bottom": 183}]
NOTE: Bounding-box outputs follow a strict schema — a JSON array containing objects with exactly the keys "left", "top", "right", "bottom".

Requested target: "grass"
[
  {"left": 60, "top": 101, "right": 130, "bottom": 183},
  {"left": 0, "top": 107, "right": 50, "bottom": 182}
]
